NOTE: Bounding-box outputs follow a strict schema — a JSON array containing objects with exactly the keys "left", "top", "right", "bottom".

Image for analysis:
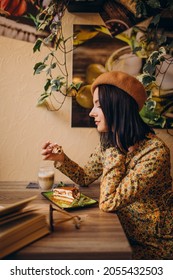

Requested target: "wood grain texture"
[{"left": 0, "top": 181, "right": 132, "bottom": 260}]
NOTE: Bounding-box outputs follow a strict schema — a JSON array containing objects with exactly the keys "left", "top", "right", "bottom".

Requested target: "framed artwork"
[
  {"left": 71, "top": 21, "right": 147, "bottom": 127},
  {"left": 72, "top": 1, "right": 173, "bottom": 128},
  {"left": 72, "top": 24, "right": 130, "bottom": 127},
  {"left": 71, "top": 0, "right": 149, "bottom": 127},
  {"left": 0, "top": 1, "right": 49, "bottom": 44}
]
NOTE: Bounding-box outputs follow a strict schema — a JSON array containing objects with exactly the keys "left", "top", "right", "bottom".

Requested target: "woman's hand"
[{"left": 41, "top": 141, "right": 65, "bottom": 163}]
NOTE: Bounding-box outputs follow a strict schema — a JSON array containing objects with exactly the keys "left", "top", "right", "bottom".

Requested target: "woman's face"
[{"left": 89, "top": 88, "right": 108, "bottom": 132}]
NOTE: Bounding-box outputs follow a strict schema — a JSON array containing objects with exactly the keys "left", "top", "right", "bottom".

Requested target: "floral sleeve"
[
  {"left": 100, "top": 143, "right": 171, "bottom": 212},
  {"left": 99, "top": 147, "right": 126, "bottom": 211},
  {"left": 56, "top": 144, "right": 103, "bottom": 186}
]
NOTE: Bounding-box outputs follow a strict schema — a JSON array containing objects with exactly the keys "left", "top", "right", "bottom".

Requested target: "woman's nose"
[{"left": 89, "top": 107, "right": 95, "bottom": 117}]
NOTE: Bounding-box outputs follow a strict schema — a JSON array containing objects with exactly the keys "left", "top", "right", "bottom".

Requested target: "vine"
[{"left": 32, "top": 0, "right": 81, "bottom": 111}]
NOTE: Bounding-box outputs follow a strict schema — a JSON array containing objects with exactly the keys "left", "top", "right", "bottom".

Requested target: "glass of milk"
[{"left": 38, "top": 166, "right": 55, "bottom": 190}]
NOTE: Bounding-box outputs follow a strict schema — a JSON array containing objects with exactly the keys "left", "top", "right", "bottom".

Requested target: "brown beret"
[{"left": 91, "top": 71, "right": 147, "bottom": 111}]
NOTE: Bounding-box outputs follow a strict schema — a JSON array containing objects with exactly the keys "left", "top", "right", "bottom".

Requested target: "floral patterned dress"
[{"left": 55, "top": 134, "right": 173, "bottom": 259}]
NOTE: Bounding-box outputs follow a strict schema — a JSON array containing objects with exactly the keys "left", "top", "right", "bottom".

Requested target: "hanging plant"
[
  {"left": 31, "top": 0, "right": 173, "bottom": 127},
  {"left": 138, "top": 47, "right": 173, "bottom": 128},
  {"left": 116, "top": 2, "right": 173, "bottom": 128},
  {"left": 31, "top": 0, "right": 82, "bottom": 111}
]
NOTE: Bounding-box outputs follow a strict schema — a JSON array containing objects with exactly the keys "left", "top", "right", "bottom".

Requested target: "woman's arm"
[
  {"left": 56, "top": 145, "right": 103, "bottom": 186},
  {"left": 99, "top": 143, "right": 172, "bottom": 212},
  {"left": 99, "top": 147, "right": 126, "bottom": 211}
]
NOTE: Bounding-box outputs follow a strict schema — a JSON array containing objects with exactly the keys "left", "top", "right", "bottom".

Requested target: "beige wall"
[{"left": 0, "top": 11, "right": 173, "bottom": 183}]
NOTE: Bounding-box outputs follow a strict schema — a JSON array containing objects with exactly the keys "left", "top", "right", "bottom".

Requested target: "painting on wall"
[
  {"left": 71, "top": 0, "right": 150, "bottom": 128},
  {"left": 0, "top": 0, "right": 49, "bottom": 43},
  {"left": 71, "top": 20, "right": 148, "bottom": 128},
  {"left": 71, "top": 24, "right": 141, "bottom": 127},
  {"left": 72, "top": 9, "right": 173, "bottom": 128}
]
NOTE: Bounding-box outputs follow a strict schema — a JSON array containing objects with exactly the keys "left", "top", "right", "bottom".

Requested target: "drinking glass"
[{"left": 38, "top": 166, "right": 54, "bottom": 190}]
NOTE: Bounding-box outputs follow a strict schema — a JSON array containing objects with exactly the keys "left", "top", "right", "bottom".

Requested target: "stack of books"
[{"left": 0, "top": 196, "right": 50, "bottom": 259}]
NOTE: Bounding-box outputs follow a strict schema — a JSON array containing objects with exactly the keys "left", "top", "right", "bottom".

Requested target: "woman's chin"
[
  {"left": 96, "top": 125, "right": 101, "bottom": 132},
  {"left": 97, "top": 127, "right": 107, "bottom": 133}
]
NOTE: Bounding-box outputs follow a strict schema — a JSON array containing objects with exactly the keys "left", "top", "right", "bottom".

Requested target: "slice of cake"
[{"left": 53, "top": 185, "right": 80, "bottom": 203}]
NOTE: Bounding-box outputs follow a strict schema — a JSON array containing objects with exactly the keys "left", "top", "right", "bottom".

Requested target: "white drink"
[{"left": 38, "top": 167, "right": 54, "bottom": 190}]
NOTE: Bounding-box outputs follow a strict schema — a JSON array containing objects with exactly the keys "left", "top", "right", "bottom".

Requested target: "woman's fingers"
[
  {"left": 42, "top": 154, "right": 51, "bottom": 160},
  {"left": 41, "top": 149, "right": 50, "bottom": 156},
  {"left": 41, "top": 141, "right": 64, "bottom": 161},
  {"left": 42, "top": 141, "right": 51, "bottom": 149},
  {"left": 41, "top": 144, "right": 52, "bottom": 157}
]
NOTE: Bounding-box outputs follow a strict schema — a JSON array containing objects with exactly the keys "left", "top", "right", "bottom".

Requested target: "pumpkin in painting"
[{"left": 0, "top": 0, "right": 27, "bottom": 16}]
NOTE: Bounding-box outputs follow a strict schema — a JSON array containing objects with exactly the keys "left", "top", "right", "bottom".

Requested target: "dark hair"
[{"left": 98, "top": 84, "right": 155, "bottom": 152}]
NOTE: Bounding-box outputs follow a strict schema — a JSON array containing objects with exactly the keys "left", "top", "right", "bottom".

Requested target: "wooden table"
[{"left": 0, "top": 181, "right": 132, "bottom": 260}]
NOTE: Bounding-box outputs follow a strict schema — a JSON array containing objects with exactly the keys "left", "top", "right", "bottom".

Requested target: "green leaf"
[
  {"left": 151, "top": 14, "right": 161, "bottom": 26},
  {"left": 46, "top": 63, "right": 56, "bottom": 75},
  {"left": 140, "top": 103, "right": 166, "bottom": 128},
  {"left": 70, "top": 82, "right": 83, "bottom": 91},
  {"left": 143, "top": 63, "right": 156, "bottom": 75},
  {"left": 74, "top": 82, "right": 83, "bottom": 90},
  {"left": 50, "top": 21, "right": 61, "bottom": 32},
  {"left": 50, "top": 78, "right": 65, "bottom": 92},
  {"left": 133, "top": 46, "right": 142, "bottom": 54},
  {"left": 33, "top": 39, "right": 43, "bottom": 53},
  {"left": 157, "top": 34, "right": 167, "bottom": 46},
  {"left": 27, "top": 13, "right": 38, "bottom": 27},
  {"left": 44, "top": 79, "right": 51, "bottom": 91},
  {"left": 147, "top": 0, "right": 161, "bottom": 9},
  {"left": 136, "top": 1, "right": 147, "bottom": 17},
  {"left": 43, "top": 33, "right": 56, "bottom": 44},
  {"left": 50, "top": 63, "right": 56, "bottom": 69},
  {"left": 142, "top": 75, "right": 155, "bottom": 86},
  {"left": 146, "top": 100, "right": 156, "bottom": 111},
  {"left": 43, "top": 54, "right": 50, "bottom": 63},
  {"left": 37, "top": 93, "right": 49, "bottom": 106},
  {"left": 33, "top": 62, "right": 46, "bottom": 75}
]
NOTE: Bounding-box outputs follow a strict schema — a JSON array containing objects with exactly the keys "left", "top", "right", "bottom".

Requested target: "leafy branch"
[
  {"left": 32, "top": 0, "right": 81, "bottom": 111},
  {"left": 117, "top": 1, "right": 173, "bottom": 128},
  {"left": 138, "top": 47, "right": 173, "bottom": 128}
]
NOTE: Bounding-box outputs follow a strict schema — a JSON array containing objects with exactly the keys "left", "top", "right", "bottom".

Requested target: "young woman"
[{"left": 42, "top": 71, "right": 173, "bottom": 259}]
